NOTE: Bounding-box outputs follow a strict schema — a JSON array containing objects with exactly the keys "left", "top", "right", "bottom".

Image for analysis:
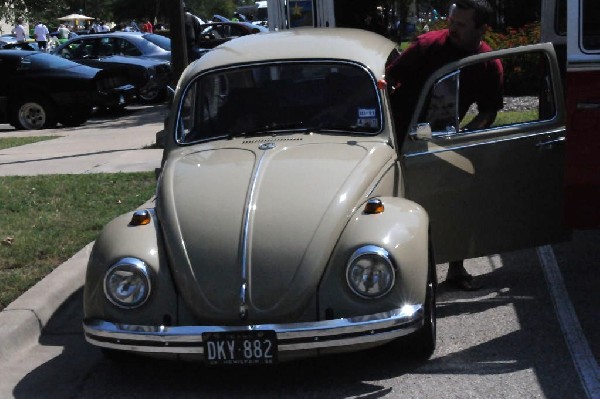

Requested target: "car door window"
[
  {"left": 413, "top": 50, "right": 557, "bottom": 140},
  {"left": 60, "top": 39, "right": 90, "bottom": 59},
  {"left": 114, "top": 38, "right": 142, "bottom": 56},
  {"left": 582, "top": 0, "right": 600, "bottom": 50},
  {"left": 98, "top": 37, "right": 114, "bottom": 56},
  {"left": 229, "top": 25, "right": 247, "bottom": 37}
]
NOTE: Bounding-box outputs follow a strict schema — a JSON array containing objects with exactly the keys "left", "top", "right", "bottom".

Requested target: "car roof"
[
  {"left": 185, "top": 28, "right": 397, "bottom": 78},
  {"left": 67, "top": 32, "right": 145, "bottom": 40}
]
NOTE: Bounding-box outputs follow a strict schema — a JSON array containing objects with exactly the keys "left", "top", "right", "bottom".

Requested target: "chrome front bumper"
[{"left": 84, "top": 304, "right": 423, "bottom": 356}]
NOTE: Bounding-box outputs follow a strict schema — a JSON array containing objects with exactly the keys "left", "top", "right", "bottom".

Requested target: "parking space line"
[{"left": 537, "top": 245, "right": 600, "bottom": 399}]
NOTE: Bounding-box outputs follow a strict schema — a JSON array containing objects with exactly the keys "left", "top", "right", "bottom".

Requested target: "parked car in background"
[
  {"left": 195, "top": 21, "right": 268, "bottom": 49},
  {"left": 0, "top": 34, "right": 19, "bottom": 48},
  {"left": 0, "top": 50, "right": 135, "bottom": 129},
  {"left": 53, "top": 32, "right": 171, "bottom": 61},
  {"left": 50, "top": 29, "right": 79, "bottom": 42},
  {"left": 52, "top": 34, "right": 172, "bottom": 103},
  {"left": 0, "top": 41, "right": 40, "bottom": 51}
]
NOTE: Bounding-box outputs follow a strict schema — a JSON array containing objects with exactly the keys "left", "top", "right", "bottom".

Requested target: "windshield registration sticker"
[{"left": 358, "top": 108, "right": 376, "bottom": 118}]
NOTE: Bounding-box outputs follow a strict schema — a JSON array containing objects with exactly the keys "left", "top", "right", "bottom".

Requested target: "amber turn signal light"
[
  {"left": 130, "top": 209, "right": 151, "bottom": 226},
  {"left": 364, "top": 198, "right": 384, "bottom": 214}
]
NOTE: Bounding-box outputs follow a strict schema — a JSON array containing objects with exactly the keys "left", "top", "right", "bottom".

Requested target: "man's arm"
[{"left": 463, "top": 110, "right": 497, "bottom": 130}]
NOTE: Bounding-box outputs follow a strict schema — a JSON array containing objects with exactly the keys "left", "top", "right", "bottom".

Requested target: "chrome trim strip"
[
  {"left": 83, "top": 305, "right": 423, "bottom": 355},
  {"left": 239, "top": 148, "right": 270, "bottom": 319},
  {"left": 403, "top": 127, "right": 566, "bottom": 158}
]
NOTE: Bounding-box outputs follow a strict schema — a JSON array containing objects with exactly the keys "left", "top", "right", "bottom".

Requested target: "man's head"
[{"left": 448, "top": 0, "right": 492, "bottom": 52}]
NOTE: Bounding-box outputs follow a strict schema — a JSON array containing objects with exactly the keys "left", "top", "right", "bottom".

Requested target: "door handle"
[
  {"left": 536, "top": 136, "right": 565, "bottom": 149},
  {"left": 577, "top": 102, "right": 600, "bottom": 110}
]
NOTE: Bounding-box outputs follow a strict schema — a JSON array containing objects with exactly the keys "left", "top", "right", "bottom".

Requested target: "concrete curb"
[{"left": 0, "top": 243, "right": 92, "bottom": 362}]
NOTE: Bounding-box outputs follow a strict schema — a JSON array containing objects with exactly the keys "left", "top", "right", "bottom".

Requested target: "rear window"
[{"left": 142, "top": 33, "right": 171, "bottom": 51}]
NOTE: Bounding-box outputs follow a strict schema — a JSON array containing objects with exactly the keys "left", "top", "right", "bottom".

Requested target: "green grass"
[
  {"left": 0, "top": 173, "right": 157, "bottom": 310},
  {"left": 493, "top": 109, "right": 539, "bottom": 126},
  {"left": 461, "top": 109, "right": 539, "bottom": 129},
  {"left": 0, "top": 136, "right": 59, "bottom": 150}
]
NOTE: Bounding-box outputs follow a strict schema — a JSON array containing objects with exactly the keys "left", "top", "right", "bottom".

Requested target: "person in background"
[
  {"left": 12, "top": 17, "right": 27, "bottom": 43},
  {"left": 385, "top": 0, "right": 503, "bottom": 291},
  {"left": 144, "top": 19, "right": 154, "bottom": 33},
  {"left": 34, "top": 20, "right": 49, "bottom": 51},
  {"left": 57, "top": 24, "right": 70, "bottom": 39},
  {"left": 184, "top": 5, "right": 203, "bottom": 63},
  {"left": 98, "top": 21, "right": 110, "bottom": 33}
]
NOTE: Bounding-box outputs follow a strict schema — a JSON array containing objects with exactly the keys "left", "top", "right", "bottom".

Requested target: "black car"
[
  {"left": 53, "top": 32, "right": 171, "bottom": 61},
  {"left": 195, "top": 22, "right": 268, "bottom": 49},
  {"left": 0, "top": 50, "right": 135, "bottom": 129},
  {"left": 52, "top": 33, "right": 172, "bottom": 103}
]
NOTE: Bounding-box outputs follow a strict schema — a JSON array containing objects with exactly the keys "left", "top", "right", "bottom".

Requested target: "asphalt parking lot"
[{"left": 0, "top": 103, "right": 598, "bottom": 398}]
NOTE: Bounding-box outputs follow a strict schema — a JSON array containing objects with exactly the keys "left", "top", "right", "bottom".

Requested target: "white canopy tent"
[
  {"left": 57, "top": 14, "right": 94, "bottom": 21},
  {"left": 57, "top": 14, "right": 94, "bottom": 29}
]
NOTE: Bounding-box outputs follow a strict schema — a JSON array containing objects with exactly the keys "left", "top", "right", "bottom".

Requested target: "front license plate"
[{"left": 202, "top": 330, "right": 278, "bottom": 365}]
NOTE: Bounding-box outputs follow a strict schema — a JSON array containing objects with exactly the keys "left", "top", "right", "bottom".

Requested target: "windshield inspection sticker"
[
  {"left": 357, "top": 118, "right": 378, "bottom": 127},
  {"left": 358, "top": 108, "right": 376, "bottom": 118}
]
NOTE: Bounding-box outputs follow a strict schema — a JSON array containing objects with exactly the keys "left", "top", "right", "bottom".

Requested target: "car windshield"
[
  {"left": 177, "top": 62, "right": 382, "bottom": 144},
  {"left": 142, "top": 33, "right": 171, "bottom": 51}
]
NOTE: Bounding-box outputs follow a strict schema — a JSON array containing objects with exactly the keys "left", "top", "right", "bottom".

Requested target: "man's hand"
[{"left": 463, "top": 110, "right": 497, "bottom": 130}]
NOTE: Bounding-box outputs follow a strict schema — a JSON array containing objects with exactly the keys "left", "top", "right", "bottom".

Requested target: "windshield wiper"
[{"left": 226, "top": 122, "right": 312, "bottom": 139}]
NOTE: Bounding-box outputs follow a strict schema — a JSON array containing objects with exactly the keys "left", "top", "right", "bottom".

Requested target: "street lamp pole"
[{"left": 169, "top": 0, "right": 188, "bottom": 84}]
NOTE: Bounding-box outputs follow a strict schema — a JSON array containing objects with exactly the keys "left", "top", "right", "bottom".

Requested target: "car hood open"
[{"left": 157, "top": 139, "right": 395, "bottom": 323}]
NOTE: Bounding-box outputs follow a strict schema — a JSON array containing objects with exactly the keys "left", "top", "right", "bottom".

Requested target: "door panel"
[
  {"left": 400, "top": 44, "right": 568, "bottom": 263},
  {"left": 565, "top": 0, "right": 600, "bottom": 228}
]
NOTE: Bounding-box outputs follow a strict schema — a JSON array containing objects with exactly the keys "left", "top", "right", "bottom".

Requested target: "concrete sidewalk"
[
  {"left": 0, "top": 104, "right": 164, "bottom": 176},
  {"left": 0, "top": 104, "right": 165, "bottom": 362}
]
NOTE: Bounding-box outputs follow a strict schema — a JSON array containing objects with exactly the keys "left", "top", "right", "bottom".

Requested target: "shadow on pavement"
[{"left": 12, "top": 248, "right": 592, "bottom": 398}]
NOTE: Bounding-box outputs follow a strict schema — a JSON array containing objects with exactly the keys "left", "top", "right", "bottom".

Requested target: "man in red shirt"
[{"left": 386, "top": 0, "right": 503, "bottom": 291}]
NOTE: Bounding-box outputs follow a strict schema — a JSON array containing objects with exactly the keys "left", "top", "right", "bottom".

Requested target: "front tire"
[
  {"left": 11, "top": 97, "right": 56, "bottom": 130},
  {"left": 394, "top": 242, "right": 437, "bottom": 359},
  {"left": 138, "top": 87, "right": 167, "bottom": 104}
]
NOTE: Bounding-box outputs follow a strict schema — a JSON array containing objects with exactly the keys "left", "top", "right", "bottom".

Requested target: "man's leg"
[{"left": 446, "top": 260, "right": 480, "bottom": 291}]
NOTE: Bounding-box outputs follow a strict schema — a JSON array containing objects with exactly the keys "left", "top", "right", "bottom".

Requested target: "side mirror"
[{"left": 409, "top": 122, "right": 433, "bottom": 140}]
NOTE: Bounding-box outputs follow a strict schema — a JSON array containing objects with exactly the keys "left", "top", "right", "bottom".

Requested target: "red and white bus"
[{"left": 542, "top": 0, "right": 600, "bottom": 228}]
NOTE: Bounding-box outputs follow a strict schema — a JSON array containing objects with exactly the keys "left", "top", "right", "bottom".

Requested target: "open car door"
[
  {"left": 400, "top": 43, "right": 569, "bottom": 264},
  {"left": 564, "top": 0, "right": 600, "bottom": 228}
]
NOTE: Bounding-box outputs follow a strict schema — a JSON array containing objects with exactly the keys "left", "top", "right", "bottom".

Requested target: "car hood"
[{"left": 157, "top": 139, "right": 395, "bottom": 323}]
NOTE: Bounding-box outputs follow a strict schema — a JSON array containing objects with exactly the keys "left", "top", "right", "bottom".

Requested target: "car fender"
[
  {"left": 318, "top": 197, "right": 430, "bottom": 319},
  {"left": 83, "top": 208, "right": 178, "bottom": 325}
]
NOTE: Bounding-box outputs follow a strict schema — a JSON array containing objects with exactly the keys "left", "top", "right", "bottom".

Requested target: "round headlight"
[
  {"left": 104, "top": 258, "right": 151, "bottom": 309},
  {"left": 346, "top": 246, "right": 395, "bottom": 299}
]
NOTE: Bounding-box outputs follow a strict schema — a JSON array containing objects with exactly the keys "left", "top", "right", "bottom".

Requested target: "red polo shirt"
[{"left": 386, "top": 29, "right": 504, "bottom": 133}]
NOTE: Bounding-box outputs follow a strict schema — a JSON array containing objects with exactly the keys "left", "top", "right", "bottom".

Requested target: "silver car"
[{"left": 83, "top": 28, "right": 567, "bottom": 365}]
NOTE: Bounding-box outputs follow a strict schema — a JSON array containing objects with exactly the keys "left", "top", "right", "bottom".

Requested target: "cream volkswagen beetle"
[{"left": 83, "top": 28, "right": 568, "bottom": 364}]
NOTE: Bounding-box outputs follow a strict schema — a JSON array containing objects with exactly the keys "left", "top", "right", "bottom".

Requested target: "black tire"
[
  {"left": 10, "top": 96, "right": 56, "bottom": 130},
  {"left": 138, "top": 86, "right": 167, "bottom": 104},
  {"left": 58, "top": 106, "right": 93, "bottom": 127},
  {"left": 394, "top": 241, "right": 437, "bottom": 360}
]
